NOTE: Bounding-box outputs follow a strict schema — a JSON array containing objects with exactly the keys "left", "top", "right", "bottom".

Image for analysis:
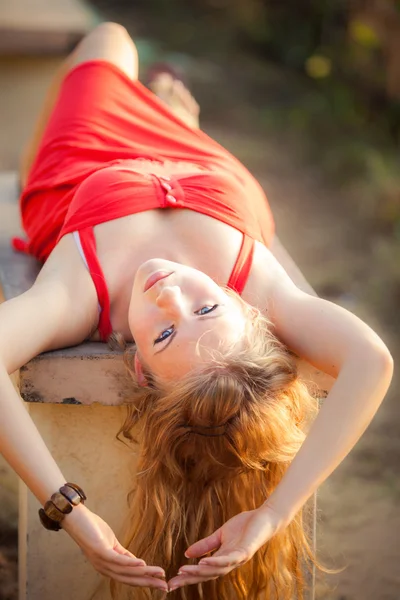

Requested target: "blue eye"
[
  {"left": 154, "top": 326, "right": 174, "bottom": 345},
  {"left": 153, "top": 305, "right": 219, "bottom": 346},
  {"left": 195, "top": 304, "right": 219, "bottom": 315}
]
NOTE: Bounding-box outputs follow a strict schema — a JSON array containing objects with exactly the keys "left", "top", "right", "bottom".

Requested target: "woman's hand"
[
  {"left": 61, "top": 504, "right": 168, "bottom": 592},
  {"left": 168, "top": 504, "right": 284, "bottom": 592}
]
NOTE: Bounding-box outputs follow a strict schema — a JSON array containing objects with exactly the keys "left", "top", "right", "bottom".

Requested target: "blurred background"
[{"left": 0, "top": 0, "right": 399, "bottom": 598}]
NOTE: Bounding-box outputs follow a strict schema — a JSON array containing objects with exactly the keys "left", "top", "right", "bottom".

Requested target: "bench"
[
  {"left": 0, "top": 0, "right": 97, "bottom": 55},
  {"left": 0, "top": 171, "right": 332, "bottom": 600}
]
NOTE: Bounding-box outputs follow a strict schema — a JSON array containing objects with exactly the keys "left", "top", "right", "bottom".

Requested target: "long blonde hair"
[{"left": 113, "top": 301, "right": 319, "bottom": 600}]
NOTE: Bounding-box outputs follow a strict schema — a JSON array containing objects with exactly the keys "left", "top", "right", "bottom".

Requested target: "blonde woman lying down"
[{"left": 1, "top": 22, "right": 393, "bottom": 600}]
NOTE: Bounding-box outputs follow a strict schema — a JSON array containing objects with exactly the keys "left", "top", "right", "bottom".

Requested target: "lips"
[{"left": 144, "top": 271, "right": 174, "bottom": 292}]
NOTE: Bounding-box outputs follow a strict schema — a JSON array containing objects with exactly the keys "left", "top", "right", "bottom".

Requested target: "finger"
[
  {"left": 198, "top": 549, "right": 248, "bottom": 568},
  {"left": 100, "top": 549, "right": 146, "bottom": 567},
  {"left": 168, "top": 573, "right": 218, "bottom": 591},
  {"left": 112, "top": 542, "right": 139, "bottom": 559},
  {"left": 101, "top": 571, "right": 168, "bottom": 592},
  {"left": 177, "top": 564, "right": 228, "bottom": 578},
  {"left": 112, "top": 542, "right": 148, "bottom": 566},
  {"left": 185, "top": 530, "right": 221, "bottom": 558},
  {"left": 98, "top": 564, "right": 165, "bottom": 579}
]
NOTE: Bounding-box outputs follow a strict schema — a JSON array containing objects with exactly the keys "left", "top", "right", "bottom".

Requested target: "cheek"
[{"left": 128, "top": 304, "right": 151, "bottom": 345}]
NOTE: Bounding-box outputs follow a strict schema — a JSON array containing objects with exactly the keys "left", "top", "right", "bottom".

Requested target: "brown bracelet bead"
[
  {"left": 59, "top": 485, "right": 81, "bottom": 506},
  {"left": 39, "top": 482, "right": 87, "bottom": 532},
  {"left": 50, "top": 492, "right": 73, "bottom": 514},
  {"left": 44, "top": 500, "right": 65, "bottom": 523},
  {"left": 65, "top": 482, "right": 87, "bottom": 502},
  {"left": 38, "top": 508, "right": 62, "bottom": 531}
]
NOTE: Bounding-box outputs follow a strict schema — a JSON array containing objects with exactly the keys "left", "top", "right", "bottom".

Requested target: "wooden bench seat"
[{"left": 0, "top": 171, "right": 330, "bottom": 600}]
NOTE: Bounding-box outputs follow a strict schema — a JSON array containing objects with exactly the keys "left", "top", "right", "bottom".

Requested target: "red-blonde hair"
[{"left": 112, "top": 302, "right": 319, "bottom": 600}]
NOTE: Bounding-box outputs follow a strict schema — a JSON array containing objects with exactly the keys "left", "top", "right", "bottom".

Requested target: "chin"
[{"left": 138, "top": 258, "right": 178, "bottom": 272}]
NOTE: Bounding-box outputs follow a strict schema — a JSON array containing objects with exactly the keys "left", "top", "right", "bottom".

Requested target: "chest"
[
  {"left": 95, "top": 208, "right": 247, "bottom": 290},
  {"left": 87, "top": 208, "right": 269, "bottom": 341}
]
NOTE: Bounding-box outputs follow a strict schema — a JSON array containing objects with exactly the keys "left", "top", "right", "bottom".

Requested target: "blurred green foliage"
[
  {"left": 123, "top": 0, "right": 400, "bottom": 137},
  {"left": 191, "top": 0, "right": 400, "bottom": 234},
  {"left": 197, "top": 0, "right": 400, "bottom": 136}
]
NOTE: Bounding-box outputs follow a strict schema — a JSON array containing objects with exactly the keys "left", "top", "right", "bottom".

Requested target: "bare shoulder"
[
  {"left": 245, "top": 238, "right": 390, "bottom": 377},
  {"left": 0, "top": 235, "right": 99, "bottom": 373},
  {"left": 243, "top": 238, "right": 306, "bottom": 312},
  {"left": 35, "top": 234, "right": 100, "bottom": 342}
]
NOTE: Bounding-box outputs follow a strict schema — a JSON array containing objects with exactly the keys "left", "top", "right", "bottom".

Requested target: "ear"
[{"left": 134, "top": 352, "right": 149, "bottom": 387}]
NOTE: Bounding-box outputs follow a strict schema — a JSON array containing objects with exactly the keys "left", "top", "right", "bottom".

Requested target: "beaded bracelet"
[{"left": 38, "top": 483, "right": 86, "bottom": 531}]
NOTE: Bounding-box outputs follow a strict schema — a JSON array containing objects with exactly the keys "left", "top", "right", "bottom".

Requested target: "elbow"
[
  {"left": 365, "top": 342, "right": 394, "bottom": 384},
  {"left": 379, "top": 346, "right": 394, "bottom": 380},
  {"left": 347, "top": 338, "right": 394, "bottom": 383},
  {"left": 371, "top": 337, "right": 393, "bottom": 368},
  {"left": 377, "top": 347, "right": 394, "bottom": 397}
]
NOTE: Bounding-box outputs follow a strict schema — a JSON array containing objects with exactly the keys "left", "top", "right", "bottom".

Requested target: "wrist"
[
  {"left": 39, "top": 482, "right": 87, "bottom": 531},
  {"left": 258, "top": 498, "right": 294, "bottom": 530},
  {"left": 61, "top": 502, "right": 89, "bottom": 531},
  {"left": 62, "top": 500, "right": 87, "bottom": 517}
]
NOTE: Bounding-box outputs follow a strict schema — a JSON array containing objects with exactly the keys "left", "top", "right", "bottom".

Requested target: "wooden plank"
[{"left": 0, "top": 242, "right": 40, "bottom": 300}]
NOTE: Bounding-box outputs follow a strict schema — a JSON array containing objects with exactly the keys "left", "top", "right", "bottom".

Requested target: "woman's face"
[{"left": 129, "top": 259, "right": 246, "bottom": 382}]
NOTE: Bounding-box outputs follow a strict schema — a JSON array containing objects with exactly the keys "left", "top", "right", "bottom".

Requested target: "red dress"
[{"left": 13, "top": 60, "right": 275, "bottom": 340}]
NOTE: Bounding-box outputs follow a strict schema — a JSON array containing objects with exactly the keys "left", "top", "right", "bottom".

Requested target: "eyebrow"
[{"left": 153, "top": 313, "right": 224, "bottom": 355}]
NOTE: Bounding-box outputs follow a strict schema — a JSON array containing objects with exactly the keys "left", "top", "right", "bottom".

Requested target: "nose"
[{"left": 155, "top": 286, "right": 184, "bottom": 316}]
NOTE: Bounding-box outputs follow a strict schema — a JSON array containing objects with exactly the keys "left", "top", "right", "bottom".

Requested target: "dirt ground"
[{"left": 0, "top": 11, "right": 399, "bottom": 600}]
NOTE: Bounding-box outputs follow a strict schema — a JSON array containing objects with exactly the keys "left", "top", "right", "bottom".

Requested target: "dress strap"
[
  {"left": 11, "top": 237, "right": 29, "bottom": 253},
  {"left": 227, "top": 234, "right": 255, "bottom": 295},
  {"left": 77, "top": 227, "right": 113, "bottom": 342}
]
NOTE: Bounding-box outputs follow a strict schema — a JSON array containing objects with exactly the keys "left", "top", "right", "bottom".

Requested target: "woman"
[{"left": 1, "top": 22, "right": 393, "bottom": 599}]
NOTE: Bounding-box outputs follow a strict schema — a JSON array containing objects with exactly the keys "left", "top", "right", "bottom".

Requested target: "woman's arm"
[
  {"left": 0, "top": 255, "right": 167, "bottom": 590},
  {"left": 0, "top": 276, "right": 95, "bottom": 501},
  {"left": 170, "top": 249, "right": 393, "bottom": 591},
  {"left": 263, "top": 262, "right": 393, "bottom": 523}
]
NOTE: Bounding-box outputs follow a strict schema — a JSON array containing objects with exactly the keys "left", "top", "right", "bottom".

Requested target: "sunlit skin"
[{"left": 128, "top": 259, "right": 247, "bottom": 383}]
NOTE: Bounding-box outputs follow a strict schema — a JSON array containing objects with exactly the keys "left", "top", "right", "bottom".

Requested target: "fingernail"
[{"left": 199, "top": 560, "right": 208, "bottom": 565}]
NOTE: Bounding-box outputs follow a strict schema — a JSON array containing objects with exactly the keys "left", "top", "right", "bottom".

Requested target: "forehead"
[{"left": 150, "top": 315, "right": 246, "bottom": 381}]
